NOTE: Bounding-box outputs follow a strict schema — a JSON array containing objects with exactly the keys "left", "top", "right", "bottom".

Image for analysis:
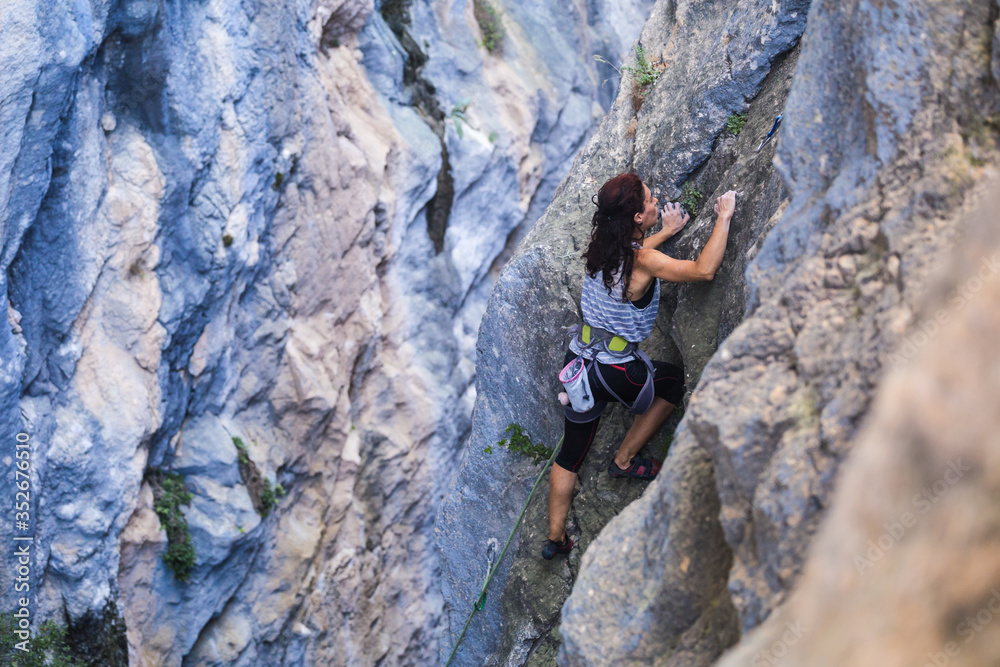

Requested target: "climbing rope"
[{"left": 443, "top": 435, "right": 564, "bottom": 666}]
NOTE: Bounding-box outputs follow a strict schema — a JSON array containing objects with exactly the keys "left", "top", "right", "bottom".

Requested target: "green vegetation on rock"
[
  {"left": 260, "top": 481, "right": 276, "bottom": 516},
  {"left": 233, "top": 436, "right": 285, "bottom": 518},
  {"left": 1, "top": 614, "right": 79, "bottom": 667},
  {"left": 483, "top": 424, "right": 554, "bottom": 464},
  {"left": 474, "top": 0, "right": 504, "bottom": 54},
  {"left": 448, "top": 100, "right": 471, "bottom": 139},
  {"left": 725, "top": 112, "right": 748, "bottom": 136},
  {"left": 153, "top": 472, "right": 196, "bottom": 582},
  {"left": 623, "top": 44, "right": 662, "bottom": 89},
  {"left": 233, "top": 436, "right": 250, "bottom": 464},
  {"left": 595, "top": 43, "right": 663, "bottom": 108},
  {"left": 790, "top": 386, "right": 821, "bottom": 427},
  {"left": 260, "top": 479, "right": 283, "bottom": 517},
  {"left": 62, "top": 600, "right": 129, "bottom": 667},
  {"left": 679, "top": 183, "right": 704, "bottom": 217}
]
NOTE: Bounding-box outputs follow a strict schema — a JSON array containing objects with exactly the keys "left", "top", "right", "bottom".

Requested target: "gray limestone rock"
[
  {"left": 556, "top": 45, "right": 801, "bottom": 667},
  {"left": 2, "top": 0, "right": 996, "bottom": 663},
  {"left": 436, "top": 1, "right": 809, "bottom": 664},
  {"left": 631, "top": 0, "right": 809, "bottom": 194},
  {"left": 440, "top": 0, "right": 1000, "bottom": 665},
  {"left": 0, "top": 0, "right": 656, "bottom": 664},
  {"left": 714, "top": 180, "right": 1000, "bottom": 666},
  {"left": 559, "top": 430, "right": 739, "bottom": 667},
  {"left": 697, "top": 0, "right": 1000, "bottom": 631}
]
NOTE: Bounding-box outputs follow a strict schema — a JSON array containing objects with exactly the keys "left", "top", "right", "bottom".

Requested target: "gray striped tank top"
[{"left": 569, "top": 263, "right": 659, "bottom": 363}]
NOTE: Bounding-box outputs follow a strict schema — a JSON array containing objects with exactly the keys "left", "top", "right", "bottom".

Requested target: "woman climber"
[{"left": 543, "top": 172, "right": 736, "bottom": 560}]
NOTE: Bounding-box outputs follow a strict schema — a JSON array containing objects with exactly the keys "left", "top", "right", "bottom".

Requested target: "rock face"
[
  {"left": 691, "top": 0, "right": 1000, "bottom": 632},
  {"left": 0, "top": 0, "right": 653, "bottom": 664},
  {"left": 715, "top": 181, "right": 1000, "bottom": 667},
  {"left": 438, "top": 0, "right": 1000, "bottom": 665},
  {"left": 435, "top": 0, "right": 808, "bottom": 664},
  {"left": 3, "top": 0, "right": 997, "bottom": 664}
]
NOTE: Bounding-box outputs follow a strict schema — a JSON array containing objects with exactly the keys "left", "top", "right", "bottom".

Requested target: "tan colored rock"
[
  {"left": 75, "top": 129, "right": 165, "bottom": 447},
  {"left": 119, "top": 482, "right": 169, "bottom": 667}
]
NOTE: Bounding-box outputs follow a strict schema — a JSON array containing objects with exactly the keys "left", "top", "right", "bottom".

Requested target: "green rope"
[{"left": 443, "top": 435, "right": 564, "bottom": 666}]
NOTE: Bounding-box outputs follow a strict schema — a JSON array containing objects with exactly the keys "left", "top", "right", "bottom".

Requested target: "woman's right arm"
[{"left": 639, "top": 191, "right": 736, "bottom": 282}]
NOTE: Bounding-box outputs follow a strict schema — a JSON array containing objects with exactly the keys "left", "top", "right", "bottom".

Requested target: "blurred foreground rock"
[{"left": 716, "top": 181, "right": 1000, "bottom": 666}]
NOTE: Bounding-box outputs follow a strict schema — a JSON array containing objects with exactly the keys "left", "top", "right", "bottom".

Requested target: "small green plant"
[
  {"left": 623, "top": 44, "right": 661, "bottom": 89},
  {"left": 1, "top": 613, "right": 79, "bottom": 666},
  {"left": 232, "top": 437, "right": 285, "bottom": 517},
  {"left": 449, "top": 99, "right": 471, "bottom": 138},
  {"left": 678, "top": 183, "right": 703, "bottom": 217},
  {"left": 595, "top": 44, "right": 663, "bottom": 109},
  {"left": 233, "top": 437, "right": 279, "bottom": 517},
  {"left": 474, "top": 0, "right": 504, "bottom": 54},
  {"left": 260, "top": 479, "right": 277, "bottom": 517},
  {"left": 725, "top": 112, "right": 748, "bottom": 136},
  {"left": 488, "top": 131, "right": 498, "bottom": 143},
  {"left": 232, "top": 437, "right": 250, "bottom": 465},
  {"left": 483, "top": 424, "right": 554, "bottom": 464},
  {"left": 153, "top": 472, "right": 196, "bottom": 582},
  {"left": 272, "top": 172, "right": 285, "bottom": 191},
  {"left": 222, "top": 233, "right": 234, "bottom": 247}
]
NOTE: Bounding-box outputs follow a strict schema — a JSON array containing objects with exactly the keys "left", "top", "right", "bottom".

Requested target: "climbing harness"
[
  {"left": 562, "top": 324, "right": 657, "bottom": 423},
  {"left": 756, "top": 114, "right": 783, "bottom": 152},
  {"left": 443, "top": 435, "right": 563, "bottom": 667},
  {"left": 579, "top": 322, "right": 631, "bottom": 353}
]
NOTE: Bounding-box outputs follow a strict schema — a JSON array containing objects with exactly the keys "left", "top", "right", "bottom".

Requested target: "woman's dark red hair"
[{"left": 582, "top": 172, "right": 645, "bottom": 301}]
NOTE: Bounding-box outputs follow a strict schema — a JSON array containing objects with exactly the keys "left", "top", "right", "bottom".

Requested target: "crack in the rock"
[
  {"left": 523, "top": 612, "right": 561, "bottom": 665},
  {"left": 380, "top": 0, "right": 454, "bottom": 255},
  {"left": 181, "top": 534, "right": 266, "bottom": 664}
]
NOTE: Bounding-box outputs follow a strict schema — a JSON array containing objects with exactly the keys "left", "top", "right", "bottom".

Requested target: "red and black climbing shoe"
[
  {"left": 608, "top": 455, "right": 662, "bottom": 480},
  {"left": 541, "top": 536, "right": 574, "bottom": 560}
]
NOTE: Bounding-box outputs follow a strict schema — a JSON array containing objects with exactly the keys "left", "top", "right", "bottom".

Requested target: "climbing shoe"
[
  {"left": 608, "top": 455, "right": 661, "bottom": 480},
  {"left": 541, "top": 536, "right": 574, "bottom": 560}
]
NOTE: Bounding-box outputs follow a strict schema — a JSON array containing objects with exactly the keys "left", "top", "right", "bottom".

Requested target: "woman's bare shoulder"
[
  {"left": 629, "top": 249, "right": 656, "bottom": 281},
  {"left": 633, "top": 247, "right": 658, "bottom": 268}
]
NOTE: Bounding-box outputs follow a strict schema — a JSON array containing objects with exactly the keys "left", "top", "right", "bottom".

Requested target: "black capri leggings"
[{"left": 556, "top": 348, "right": 685, "bottom": 473}]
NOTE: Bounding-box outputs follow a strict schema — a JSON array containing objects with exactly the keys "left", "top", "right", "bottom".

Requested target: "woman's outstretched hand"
[
  {"left": 660, "top": 201, "right": 690, "bottom": 237},
  {"left": 714, "top": 191, "right": 737, "bottom": 220}
]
